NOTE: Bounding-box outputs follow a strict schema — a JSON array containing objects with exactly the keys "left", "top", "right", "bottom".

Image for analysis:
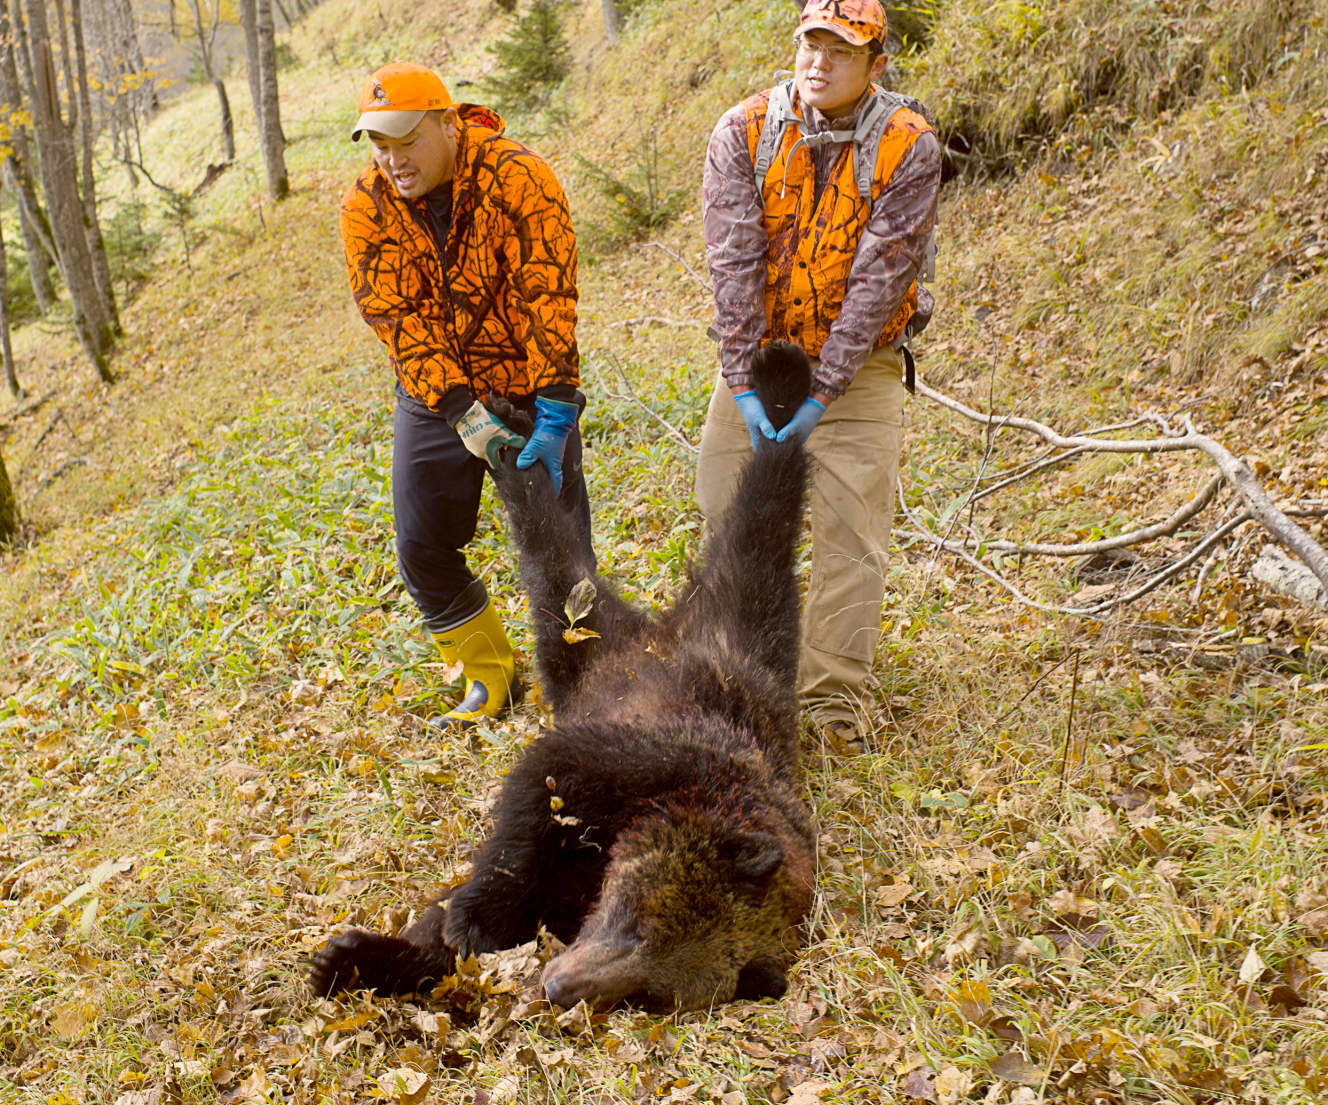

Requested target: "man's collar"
[{"left": 801, "top": 85, "right": 876, "bottom": 131}]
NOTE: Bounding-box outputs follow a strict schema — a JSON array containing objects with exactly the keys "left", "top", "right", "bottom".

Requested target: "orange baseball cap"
[
  {"left": 351, "top": 61, "right": 453, "bottom": 141},
  {"left": 796, "top": 0, "right": 887, "bottom": 48}
]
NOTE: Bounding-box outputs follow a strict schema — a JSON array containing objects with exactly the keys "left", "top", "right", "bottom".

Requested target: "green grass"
[{"left": 1, "top": 0, "right": 1326, "bottom": 1101}]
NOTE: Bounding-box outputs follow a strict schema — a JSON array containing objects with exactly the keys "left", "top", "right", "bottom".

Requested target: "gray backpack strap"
[
  {"left": 856, "top": 88, "right": 939, "bottom": 292},
  {"left": 921, "top": 231, "right": 938, "bottom": 282},
  {"left": 851, "top": 89, "right": 912, "bottom": 199},
  {"left": 753, "top": 79, "right": 798, "bottom": 194}
]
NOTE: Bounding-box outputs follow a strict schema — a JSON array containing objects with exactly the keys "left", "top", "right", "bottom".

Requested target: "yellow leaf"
[
  {"left": 1239, "top": 946, "right": 1267, "bottom": 983},
  {"left": 324, "top": 1007, "right": 380, "bottom": 1032},
  {"left": 564, "top": 578, "right": 597, "bottom": 623},
  {"left": 562, "top": 626, "right": 601, "bottom": 644},
  {"left": 51, "top": 1001, "right": 97, "bottom": 1042},
  {"left": 877, "top": 882, "right": 913, "bottom": 908}
]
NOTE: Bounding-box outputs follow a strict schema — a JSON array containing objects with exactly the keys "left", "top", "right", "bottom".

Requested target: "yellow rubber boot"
[{"left": 430, "top": 601, "right": 520, "bottom": 728}]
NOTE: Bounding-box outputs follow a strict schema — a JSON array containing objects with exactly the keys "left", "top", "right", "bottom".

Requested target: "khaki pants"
[{"left": 695, "top": 345, "right": 906, "bottom": 731}]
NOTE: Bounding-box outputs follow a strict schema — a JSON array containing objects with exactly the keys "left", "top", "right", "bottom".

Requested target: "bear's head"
[{"left": 540, "top": 804, "right": 814, "bottom": 1010}]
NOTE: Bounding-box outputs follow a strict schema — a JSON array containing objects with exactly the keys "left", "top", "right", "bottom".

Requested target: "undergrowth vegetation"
[
  {"left": 910, "top": 0, "right": 1322, "bottom": 172},
  {"left": 1, "top": 0, "right": 1326, "bottom": 1102}
]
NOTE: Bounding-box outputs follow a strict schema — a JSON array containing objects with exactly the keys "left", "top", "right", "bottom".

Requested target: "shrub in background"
[
  {"left": 479, "top": 0, "right": 571, "bottom": 115},
  {"left": 574, "top": 132, "right": 685, "bottom": 244},
  {"left": 103, "top": 199, "right": 162, "bottom": 304}
]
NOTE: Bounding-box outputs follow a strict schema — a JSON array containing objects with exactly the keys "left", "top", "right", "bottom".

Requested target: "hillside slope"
[{"left": 0, "top": 1, "right": 1325, "bottom": 1103}]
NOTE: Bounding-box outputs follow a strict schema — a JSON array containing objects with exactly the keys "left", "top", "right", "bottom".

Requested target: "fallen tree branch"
[
  {"left": 897, "top": 490, "right": 1254, "bottom": 617},
  {"left": 913, "top": 378, "right": 1328, "bottom": 592},
  {"left": 976, "top": 474, "right": 1223, "bottom": 558},
  {"left": 645, "top": 242, "right": 712, "bottom": 293},
  {"left": 607, "top": 316, "right": 692, "bottom": 329},
  {"left": 596, "top": 351, "right": 699, "bottom": 455},
  {"left": 0, "top": 388, "right": 58, "bottom": 431}
]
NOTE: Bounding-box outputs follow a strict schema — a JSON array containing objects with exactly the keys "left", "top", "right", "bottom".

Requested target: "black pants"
[{"left": 392, "top": 388, "right": 593, "bottom": 634}]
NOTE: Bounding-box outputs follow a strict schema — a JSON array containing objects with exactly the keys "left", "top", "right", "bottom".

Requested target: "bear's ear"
[
  {"left": 722, "top": 830, "right": 784, "bottom": 881},
  {"left": 735, "top": 955, "right": 788, "bottom": 1000}
]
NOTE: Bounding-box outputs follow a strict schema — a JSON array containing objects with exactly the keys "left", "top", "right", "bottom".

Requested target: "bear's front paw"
[
  {"left": 443, "top": 878, "right": 521, "bottom": 958},
  {"left": 308, "top": 928, "right": 389, "bottom": 997}
]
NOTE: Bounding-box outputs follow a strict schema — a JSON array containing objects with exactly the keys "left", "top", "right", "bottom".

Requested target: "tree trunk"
[
  {"left": 107, "top": 0, "right": 157, "bottom": 111},
  {"left": 187, "top": 0, "right": 235, "bottom": 162},
  {"left": 17, "top": 0, "right": 116, "bottom": 381},
  {"left": 255, "top": 0, "right": 289, "bottom": 199},
  {"left": 214, "top": 77, "right": 236, "bottom": 161},
  {"left": 70, "top": 0, "right": 120, "bottom": 334},
  {"left": 0, "top": 443, "right": 18, "bottom": 545},
  {"left": 239, "top": 0, "right": 262, "bottom": 130},
  {"left": 0, "top": 1, "right": 56, "bottom": 313},
  {"left": 0, "top": 212, "right": 23, "bottom": 398},
  {"left": 601, "top": 0, "right": 621, "bottom": 42},
  {"left": 52, "top": 0, "right": 78, "bottom": 137},
  {"left": 14, "top": 179, "right": 56, "bottom": 313}
]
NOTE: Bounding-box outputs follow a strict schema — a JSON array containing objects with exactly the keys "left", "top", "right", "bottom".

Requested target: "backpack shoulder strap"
[
  {"left": 851, "top": 89, "right": 915, "bottom": 199},
  {"left": 753, "top": 78, "right": 798, "bottom": 195},
  {"left": 853, "top": 89, "right": 938, "bottom": 281}
]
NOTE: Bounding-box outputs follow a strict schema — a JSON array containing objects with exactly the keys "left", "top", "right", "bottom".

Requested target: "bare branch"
[
  {"left": 645, "top": 241, "right": 712, "bottom": 293},
  {"left": 897, "top": 485, "right": 1254, "bottom": 617},
  {"left": 1180, "top": 416, "right": 1328, "bottom": 590},
  {"left": 596, "top": 352, "right": 699, "bottom": 455},
  {"left": 912, "top": 378, "right": 1328, "bottom": 592},
  {"left": 977, "top": 474, "right": 1223, "bottom": 558}
]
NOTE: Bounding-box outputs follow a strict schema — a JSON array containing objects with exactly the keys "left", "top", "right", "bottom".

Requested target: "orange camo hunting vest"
[
  {"left": 340, "top": 105, "right": 579, "bottom": 410},
  {"left": 742, "top": 87, "right": 930, "bottom": 355}
]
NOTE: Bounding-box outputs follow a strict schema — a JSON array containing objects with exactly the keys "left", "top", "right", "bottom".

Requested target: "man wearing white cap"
[{"left": 341, "top": 61, "right": 591, "bottom": 729}]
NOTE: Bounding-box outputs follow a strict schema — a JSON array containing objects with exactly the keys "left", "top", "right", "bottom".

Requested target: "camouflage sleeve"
[
  {"left": 340, "top": 174, "right": 464, "bottom": 406},
  {"left": 702, "top": 104, "right": 769, "bottom": 393},
  {"left": 814, "top": 130, "right": 942, "bottom": 399},
  {"left": 497, "top": 148, "right": 581, "bottom": 391}
]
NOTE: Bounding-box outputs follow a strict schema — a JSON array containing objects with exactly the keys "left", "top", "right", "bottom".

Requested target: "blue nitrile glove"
[
  {"left": 733, "top": 390, "right": 776, "bottom": 452},
  {"left": 516, "top": 396, "right": 579, "bottom": 494},
  {"left": 454, "top": 399, "right": 528, "bottom": 466},
  {"left": 775, "top": 396, "right": 827, "bottom": 444}
]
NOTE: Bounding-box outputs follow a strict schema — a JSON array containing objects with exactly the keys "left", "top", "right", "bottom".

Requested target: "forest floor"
[{"left": 1, "top": 0, "right": 1326, "bottom": 1102}]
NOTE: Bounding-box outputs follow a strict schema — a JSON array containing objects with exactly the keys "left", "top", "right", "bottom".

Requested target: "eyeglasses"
[{"left": 794, "top": 36, "right": 870, "bottom": 65}]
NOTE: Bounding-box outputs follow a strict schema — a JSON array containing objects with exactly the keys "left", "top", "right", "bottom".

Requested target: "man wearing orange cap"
[
  {"left": 341, "top": 61, "right": 590, "bottom": 728},
  {"left": 697, "top": 0, "right": 940, "bottom": 751}
]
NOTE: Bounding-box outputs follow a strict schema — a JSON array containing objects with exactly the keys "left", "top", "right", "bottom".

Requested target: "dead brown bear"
[{"left": 309, "top": 341, "right": 817, "bottom": 1011}]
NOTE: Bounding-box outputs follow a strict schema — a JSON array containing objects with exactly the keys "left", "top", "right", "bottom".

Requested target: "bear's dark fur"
[{"left": 309, "top": 341, "right": 817, "bottom": 1010}]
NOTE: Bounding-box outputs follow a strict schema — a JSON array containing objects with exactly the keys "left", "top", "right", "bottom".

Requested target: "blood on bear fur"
[{"left": 309, "top": 341, "right": 818, "bottom": 1011}]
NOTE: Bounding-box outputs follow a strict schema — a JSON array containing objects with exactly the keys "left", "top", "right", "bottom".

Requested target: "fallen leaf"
[
  {"left": 990, "top": 1051, "right": 1042, "bottom": 1085},
  {"left": 786, "top": 1080, "right": 828, "bottom": 1105},
  {"left": 877, "top": 882, "right": 913, "bottom": 908},
  {"left": 376, "top": 1068, "right": 430, "bottom": 1105},
  {"left": 1239, "top": 946, "right": 1267, "bottom": 984},
  {"left": 1049, "top": 888, "right": 1100, "bottom": 920},
  {"left": 900, "top": 1066, "right": 937, "bottom": 1101}
]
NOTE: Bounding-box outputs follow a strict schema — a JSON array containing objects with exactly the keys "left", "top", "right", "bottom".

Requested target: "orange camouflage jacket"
[{"left": 340, "top": 104, "right": 579, "bottom": 411}]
